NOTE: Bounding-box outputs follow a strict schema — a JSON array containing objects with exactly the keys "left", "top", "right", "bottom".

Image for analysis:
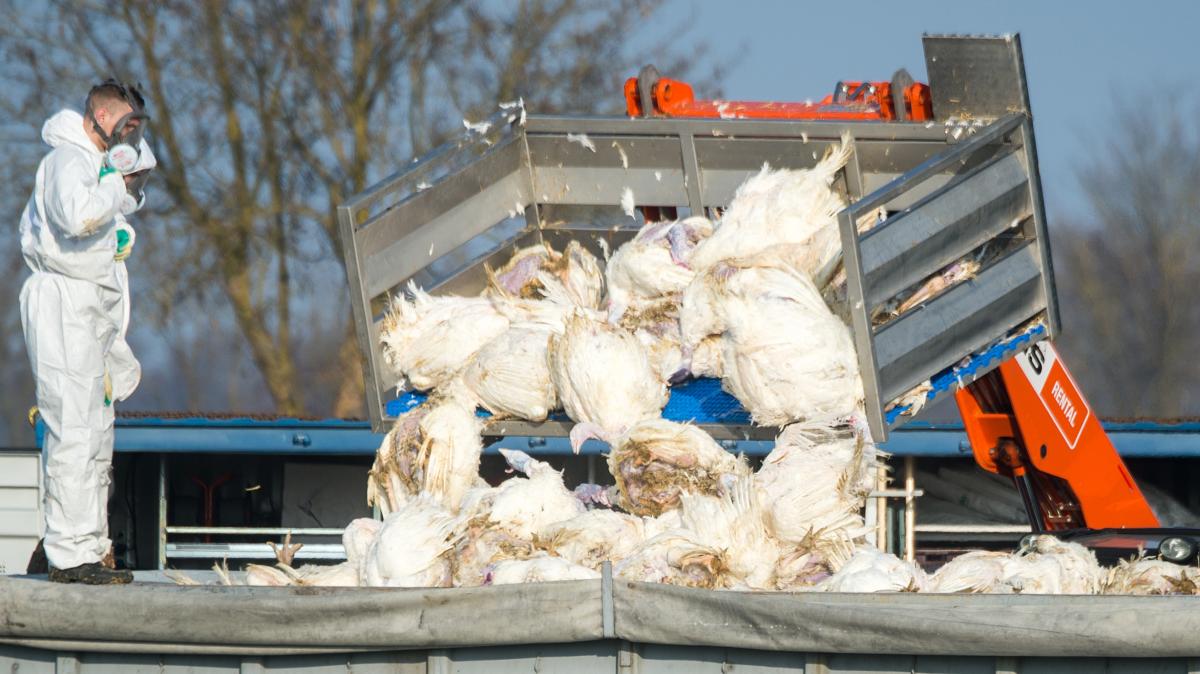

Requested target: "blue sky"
[{"left": 660, "top": 0, "right": 1199, "bottom": 218}]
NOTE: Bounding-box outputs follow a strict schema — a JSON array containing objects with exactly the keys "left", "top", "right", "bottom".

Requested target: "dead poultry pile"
[{"left": 193, "top": 136, "right": 1200, "bottom": 595}]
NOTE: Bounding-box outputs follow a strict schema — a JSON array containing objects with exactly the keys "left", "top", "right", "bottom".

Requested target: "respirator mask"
[
  {"left": 87, "top": 79, "right": 154, "bottom": 213},
  {"left": 87, "top": 79, "right": 151, "bottom": 178}
]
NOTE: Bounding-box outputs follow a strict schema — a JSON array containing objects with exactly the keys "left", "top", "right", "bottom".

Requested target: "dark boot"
[
  {"left": 26, "top": 538, "right": 48, "bottom": 574},
  {"left": 49, "top": 563, "right": 133, "bottom": 585}
]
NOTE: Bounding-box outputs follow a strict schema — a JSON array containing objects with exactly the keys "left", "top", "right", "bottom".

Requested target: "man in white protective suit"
[{"left": 19, "top": 79, "right": 155, "bottom": 584}]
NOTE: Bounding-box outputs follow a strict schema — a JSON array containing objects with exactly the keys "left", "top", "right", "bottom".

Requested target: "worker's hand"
[{"left": 114, "top": 225, "right": 136, "bottom": 262}]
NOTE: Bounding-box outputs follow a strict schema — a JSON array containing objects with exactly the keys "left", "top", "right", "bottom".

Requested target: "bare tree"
[
  {"left": 0, "top": 0, "right": 719, "bottom": 434},
  {"left": 1053, "top": 96, "right": 1200, "bottom": 418}
]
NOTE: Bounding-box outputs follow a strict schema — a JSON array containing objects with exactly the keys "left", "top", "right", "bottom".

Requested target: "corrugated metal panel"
[{"left": 0, "top": 452, "right": 39, "bottom": 575}]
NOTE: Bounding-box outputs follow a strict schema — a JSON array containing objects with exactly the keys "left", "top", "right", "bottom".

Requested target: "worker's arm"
[{"left": 42, "top": 148, "right": 128, "bottom": 238}]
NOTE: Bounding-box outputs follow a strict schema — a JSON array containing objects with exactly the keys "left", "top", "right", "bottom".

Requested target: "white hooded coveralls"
[{"left": 19, "top": 109, "right": 145, "bottom": 570}]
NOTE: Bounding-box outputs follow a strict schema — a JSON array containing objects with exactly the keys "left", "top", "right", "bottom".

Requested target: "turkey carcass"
[
  {"left": 361, "top": 496, "right": 462, "bottom": 588},
  {"left": 276, "top": 561, "right": 361, "bottom": 587},
  {"left": 1002, "top": 535, "right": 1104, "bottom": 595},
  {"left": 755, "top": 423, "right": 877, "bottom": 568},
  {"left": 818, "top": 547, "right": 927, "bottom": 593},
  {"left": 550, "top": 313, "right": 668, "bottom": 446},
  {"left": 774, "top": 547, "right": 833, "bottom": 591},
  {"left": 614, "top": 530, "right": 727, "bottom": 588},
  {"left": 342, "top": 517, "right": 382, "bottom": 568},
  {"left": 367, "top": 387, "right": 483, "bottom": 515},
  {"left": 1104, "top": 556, "right": 1200, "bottom": 595},
  {"left": 575, "top": 418, "right": 747, "bottom": 517},
  {"left": 484, "top": 243, "right": 560, "bottom": 300},
  {"left": 717, "top": 254, "right": 863, "bottom": 426},
  {"left": 486, "top": 553, "right": 601, "bottom": 585},
  {"left": 605, "top": 216, "right": 713, "bottom": 318},
  {"left": 486, "top": 241, "right": 604, "bottom": 311},
  {"left": 688, "top": 132, "right": 854, "bottom": 277},
  {"left": 244, "top": 564, "right": 292, "bottom": 587},
  {"left": 617, "top": 297, "right": 687, "bottom": 381},
  {"left": 926, "top": 551, "right": 1015, "bottom": 594},
  {"left": 452, "top": 514, "right": 537, "bottom": 587},
  {"left": 484, "top": 449, "right": 586, "bottom": 540},
  {"left": 540, "top": 240, "right": 605, "bottom": 310},
  {"left": 678, "top": 476, "right": 782, "bottom": 590},
  {"left": 537, "top": 509, "right": 647, "bottom": 570},
  {"left": 462, "top": 321, "right": 559, "bottom": 421},
  {"left": 380, "top": 282, "right": 509, "bottom": 391}
]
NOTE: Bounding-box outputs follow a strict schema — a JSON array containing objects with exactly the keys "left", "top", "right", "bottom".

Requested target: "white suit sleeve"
[{"left": 42, "top": 149, "right": 127, "bottom": 238}]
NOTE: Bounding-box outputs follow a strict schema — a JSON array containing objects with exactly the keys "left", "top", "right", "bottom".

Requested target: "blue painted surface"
[
  {"left": 886, "top": 324, "right": 1046, "bottom": 425},
  {"left": 81, "top": 415, "right": 1200, "bottom": 458},
  {"left": 385, "top": 377, "right": 752, "bottom": 425}
]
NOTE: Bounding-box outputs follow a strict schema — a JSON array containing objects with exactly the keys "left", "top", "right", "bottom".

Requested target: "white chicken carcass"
[
  {"left": 605, "top": 216, "right": 714, "bottom": 319},
  {"left": 485, "top": 553, "right": 601, "bottom": 585},
  {"left": 451, "top": 515, "right": 537, "bottom": 587},
  {"left": 614, "top": 530, "right": 728, "bottom": 589},
  {"left": 367, "top": 387, "right": 483, "bottom": 515},
  {"left": 818, "top": 546, "right": 927, "bottom": 593},
  {"left": 367, "top": 403, "right": 429, "bottom": 515},
  {"left": 926, "top": 550, "right": 1015, "bottom": 594},
  {"left": 275, "top": 561, "right": 361, "bottom": 587},
  {"left": 678, "top": 476, "right": 782, "bottom": 590},
  {"left": 755, "top": 423, "right": 877, "bottom": 568},
  {"left": 617, "top": 297, "right": 687, "bottom": 382},
  {"left": 550, "top": 313, "right": 668, "bottom": 448},
  {"left": 708, "top": 254, "right": 863, "bottom": 426},
  {"left": 361, "top": 496, "right": 463, "bottom": 588},
  {"left": 461, "top": 321, "right": 559, "bottom": 421},
  {"left": 774, "top": 547, "right": 834, "bottom": 591},
  {"left": 688, "top": 133, "right": 854, "bottom": 278},
  {"left": 243, "top": 564, "right": 292, "bottom": 587},
  {"left": 875, "top": 258, "right": 982, "bottom": 323},
  {"left": 486, "top": 241, "right": 605, "bottom": 311},
  {"left": 537, "top": 509, "right": 647, "bottom": 570},
  {"left": 641, "top": 508, "right": 684, "bottom": 539},
  {"left": 342, "top": 517, "right": 382, "bottom": 568},
  {"left": 1002, "top": 535, "right": 1104, "bottom": 595},
  {"left": 485, "top": 243, "right": 560, "bottom": 300},
  {"left": 572, "top": 482, "right": 620, "bottom": 510},
  {"left": 484, "top": 449, "right": 585, "bottom": 540},
  {"left": 1104, "top": 556, "right": 1200, "bottom": 595},
  {"left": 540, "top": 240, "right": 605, "bottom": 310},
  {"left": 574, "top": 418, "right": 747, "bottom": 517},
  {"left": 380, "top": 281, "right": 510, "bottom": 391}
]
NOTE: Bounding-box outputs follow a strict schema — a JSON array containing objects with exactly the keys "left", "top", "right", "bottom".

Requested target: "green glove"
[{"left": 114, "top": 227, "right": 134, "bottom": 262}]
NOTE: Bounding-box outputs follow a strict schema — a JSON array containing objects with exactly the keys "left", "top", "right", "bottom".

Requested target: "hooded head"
[
  {"left": 41, "top": 109, "right": 98, "bottom": 155},
  {"left": 83, "top": 79, "right": 148, "bottom": 155}
]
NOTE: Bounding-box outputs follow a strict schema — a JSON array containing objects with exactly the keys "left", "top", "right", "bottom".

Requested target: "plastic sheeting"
[{"left": 2, "top": 574, "right": 1200, "bottom": 658}]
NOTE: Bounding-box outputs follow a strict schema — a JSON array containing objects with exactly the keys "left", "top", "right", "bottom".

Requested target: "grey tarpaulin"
[
  {"left": 611, "top": 580, "right": 1200, "bottom": 658},
  {"left": 0, "top": 576, "right": 603, "bottom": 653},
  {"left": 2, "top": 574, "right": 1200, "bottom": 657}
]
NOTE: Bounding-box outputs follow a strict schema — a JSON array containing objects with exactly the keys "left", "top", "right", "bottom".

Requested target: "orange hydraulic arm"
[
  {"left": 624, "top": 67, "right": 931, "bottom": 122},
  {"left": 957, "top": 341, "right": 1158, "bottom": 531}
]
